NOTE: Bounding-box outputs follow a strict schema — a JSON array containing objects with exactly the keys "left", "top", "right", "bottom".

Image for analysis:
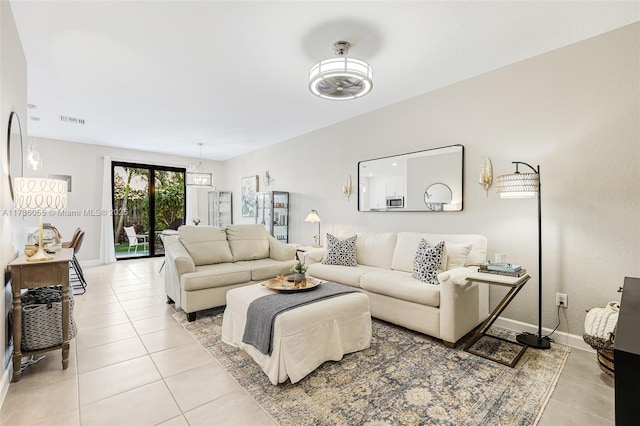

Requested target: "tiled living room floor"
[{"left": 0, "top": 258, "right": 614, "bottom": 425}]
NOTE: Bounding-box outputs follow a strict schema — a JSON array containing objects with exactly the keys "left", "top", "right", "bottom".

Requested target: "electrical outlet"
[{"left": 555, "top": 293, "right": 568, "bottom": 308}]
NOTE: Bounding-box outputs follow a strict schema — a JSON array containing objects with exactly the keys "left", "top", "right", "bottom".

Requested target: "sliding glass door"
[{"left": 112, "top": 162, "right": 185, "bottom": 259}]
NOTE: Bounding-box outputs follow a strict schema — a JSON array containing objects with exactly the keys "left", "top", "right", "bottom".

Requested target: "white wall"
[
  {"left": 23, "top": 138, "right": 224, "bottom": 262},
  {"left": 224, "top": 23, "right": 640, "bottom": 336},
  {"left": 0, "top": 0, "right": 27, "bottom": 397}
]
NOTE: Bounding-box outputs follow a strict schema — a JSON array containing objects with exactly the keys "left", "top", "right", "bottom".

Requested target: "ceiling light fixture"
[
  {"left": 309, "top": 41, "right": 373, "bottom": 100},
  {"left": 186, "top": 143, "right": 213, "bottom": 187}
]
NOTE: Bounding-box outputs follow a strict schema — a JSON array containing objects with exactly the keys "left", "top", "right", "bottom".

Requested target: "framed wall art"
[{"left": 241, "top": 175, "right": 259, "bottom": 217}]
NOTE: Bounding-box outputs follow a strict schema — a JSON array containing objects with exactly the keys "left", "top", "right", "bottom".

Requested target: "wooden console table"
[
  {"left": 463, "top": 271, "right": 531, "bottom": 367},
  {"left": 8, "top": 248, "right": 73, "bottom": 382}
]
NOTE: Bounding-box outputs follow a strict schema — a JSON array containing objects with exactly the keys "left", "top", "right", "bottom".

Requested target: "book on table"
[
  {"left": 477, "top": 267, "right": 527, "bottom": 277},
  {"left": 480, "top": 262, "right": 522, "bottom": 273}
]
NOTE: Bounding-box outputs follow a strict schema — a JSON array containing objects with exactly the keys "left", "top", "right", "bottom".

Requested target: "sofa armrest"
[
  {"left": 268, "top": 236, "right": 297, "bottom": 261},
  {"left": 165, "top": 236, "right": 196, "bottom": 277},
  {"left": 438, "top": 266, "right": 489, "bottom": 344},
  {"left": 302, "top": 248, "right": 325, "bottom": 265}
]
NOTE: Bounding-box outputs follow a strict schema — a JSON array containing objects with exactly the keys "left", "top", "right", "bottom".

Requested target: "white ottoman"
[{"left": 221, "top": 283, "right": 371, "bottom": 385}]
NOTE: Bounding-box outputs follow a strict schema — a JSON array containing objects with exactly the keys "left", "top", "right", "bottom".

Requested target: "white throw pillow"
[
  {"left": 444, "top": 242, "right": 473, "bottom": 270},
  {"left": 412, "top": 239, "right": 445, "bottom": 285},
  {"left": 322, "top": 234, "right": 357, "bottom": 267}
]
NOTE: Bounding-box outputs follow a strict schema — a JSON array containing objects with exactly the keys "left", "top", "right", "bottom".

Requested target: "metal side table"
[{"left": 463, "top": 271, "right": 531, "bottom": 367}]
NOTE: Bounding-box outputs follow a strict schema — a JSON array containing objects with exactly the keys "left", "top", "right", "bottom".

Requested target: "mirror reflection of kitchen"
[{"left": 358, "top": 145, "right": 463, "bottom": 212}]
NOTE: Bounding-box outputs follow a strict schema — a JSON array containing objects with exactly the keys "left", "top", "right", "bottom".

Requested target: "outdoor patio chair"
[{"left": 125, "top": 226, "right": 148, "bottom": 254}]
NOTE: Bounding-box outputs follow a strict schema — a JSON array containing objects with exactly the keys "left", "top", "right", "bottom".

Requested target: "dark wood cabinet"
[{"left": 615, "top": 276, "right": 640, "bottom": 425}]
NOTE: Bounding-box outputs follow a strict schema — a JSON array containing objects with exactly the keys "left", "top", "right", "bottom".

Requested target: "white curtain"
[
  {"left": 185, "top": 186, "right": 199, "bottom": 226},
  {"left": 99, "top": 156, "right": 116, "bottom": 264}
]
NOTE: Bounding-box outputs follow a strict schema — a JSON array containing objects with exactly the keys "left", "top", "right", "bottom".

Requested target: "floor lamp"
[
  {"left": 304, "top": 210, "right": 321, "bottom": 247},
  {"left": 496, "top": 162, "right": 550, "bottom": 350}
]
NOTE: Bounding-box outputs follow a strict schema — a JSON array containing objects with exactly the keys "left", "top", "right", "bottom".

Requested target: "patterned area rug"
[{"left": 173, "top": 309, "right": 569, "bottom": 425}]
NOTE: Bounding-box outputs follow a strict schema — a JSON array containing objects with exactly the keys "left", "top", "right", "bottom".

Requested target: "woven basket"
[
  {"left": 21, "top": 286, "right": 78, "bottom": 352},
  {"left": 583, "top": 333, "right": 615, "bottom": 378}
]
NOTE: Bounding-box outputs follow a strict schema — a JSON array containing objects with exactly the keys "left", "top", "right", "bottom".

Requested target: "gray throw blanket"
[{"left": 242, "top": 281, "right": 359, "bottom": 355}]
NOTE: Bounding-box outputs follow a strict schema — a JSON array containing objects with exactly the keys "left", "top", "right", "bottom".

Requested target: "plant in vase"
[{"left": 291, "top": 261, "right": 308, "bottom": 283}]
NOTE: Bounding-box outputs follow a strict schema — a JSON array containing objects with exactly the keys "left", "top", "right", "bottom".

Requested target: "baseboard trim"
[
  {"left": 0, "top": 363, "right": 12, "bottom": 409},
  {"left": 494, "top": 317, "right": 593, "bottom": 352}
]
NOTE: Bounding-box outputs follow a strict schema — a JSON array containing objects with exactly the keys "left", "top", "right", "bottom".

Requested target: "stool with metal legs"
[{"left": 69, "top": 230, "right": 87, "bottom": 294}]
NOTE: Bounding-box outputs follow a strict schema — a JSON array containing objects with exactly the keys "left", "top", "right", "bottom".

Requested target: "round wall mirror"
[
  {"left": 424, "top": 182, "right": 452, "bottom": 211},
  {"left": 7, "top": 111, "right": 23, "bottom": 201}
]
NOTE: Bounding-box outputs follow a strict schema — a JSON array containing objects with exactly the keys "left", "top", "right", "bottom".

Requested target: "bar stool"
[{"left": 70, "top": 230, "right": 87, "bottom": 294}]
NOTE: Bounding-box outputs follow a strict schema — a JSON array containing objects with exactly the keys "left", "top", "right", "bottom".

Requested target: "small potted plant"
[{"left": 291, "top": 261, "right": 308, "bottom": 282}]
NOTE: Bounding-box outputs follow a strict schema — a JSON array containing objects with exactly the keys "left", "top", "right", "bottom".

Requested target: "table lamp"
[
  {"left": 304, "top": 209, "right": 322, "bottom": 247},
  {"left": 496, "top": 161, "right": 550, "bottom": 350},
  {"left": 14, "top": 177, "right": 68, "bottom": 262}
]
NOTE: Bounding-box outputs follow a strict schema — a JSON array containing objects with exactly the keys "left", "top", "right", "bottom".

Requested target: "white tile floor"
[{"left": 0, "top": 258, "right": 615, "bottom": 425}]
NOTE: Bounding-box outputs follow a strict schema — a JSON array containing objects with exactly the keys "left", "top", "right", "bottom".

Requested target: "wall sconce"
[
  {"left": 479, "top": 157, "right": 493, "bottom": 196},
  {"left": 26, "top": 104, "right": 43, "bottom": 171},
  {"left": 343, "top": 175, "right": 352, "bottom": 201},
  {"left": 263, "top": 170, "right": 274, "bottom": 189}
]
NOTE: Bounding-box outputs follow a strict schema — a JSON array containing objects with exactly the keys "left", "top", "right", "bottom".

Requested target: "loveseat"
[
  {"left": 305, "top": 232, "right": 489, "bottom": 346},
  {"left": 164, "top": 224, "right": 297, "bottom": 321}
]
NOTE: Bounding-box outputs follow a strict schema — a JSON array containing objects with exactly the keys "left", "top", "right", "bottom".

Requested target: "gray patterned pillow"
[
  {"left": 322, "top": 234, "right": 357, "bottom": 267},
  {"left": 412, "top": 239, "right": 445, "bottom": 285}
]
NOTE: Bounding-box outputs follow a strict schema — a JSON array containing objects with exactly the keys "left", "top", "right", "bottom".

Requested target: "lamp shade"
[
  {"left": 185, "top": 172, "right": 213, "bottom": 187},
  {"left": 304, "top": 210, "right": 321, "bottom": 223},
  {"left": 496, "top": 173, "right": 539, "bottom": 199},
  {"left": 14, "top": 178, "right": 67, "bottom": 210}
]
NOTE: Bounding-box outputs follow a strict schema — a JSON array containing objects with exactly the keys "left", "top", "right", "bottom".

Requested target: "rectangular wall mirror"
[{"left": 358, "top": 144, "right": 463, "bottom": 212}]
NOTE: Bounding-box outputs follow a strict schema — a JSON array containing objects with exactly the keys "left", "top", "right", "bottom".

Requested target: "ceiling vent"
[{"left": 60, "top": 115, "right": 85, "bottom": 125}]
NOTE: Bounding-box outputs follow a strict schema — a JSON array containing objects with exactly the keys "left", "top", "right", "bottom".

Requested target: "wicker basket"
[
  {"left": 21, "top": 286, "right": 78, "bottom": 352},
  {"left": 583, "top": 333, "right": 615, "bottom": 378}
]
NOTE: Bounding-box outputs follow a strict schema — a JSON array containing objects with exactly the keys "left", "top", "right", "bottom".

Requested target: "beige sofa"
[
  {"left": 164, "top": 224, "right": 297, "bottom": 321},
  {"left": 305, "top": 232, "right": 489, "bottom": 346}
]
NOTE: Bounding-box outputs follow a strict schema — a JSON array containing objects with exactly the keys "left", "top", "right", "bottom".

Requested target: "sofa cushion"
[
  {"left": 226, "top": 224, "right": 270, "bottom": 261},
  {"left": 413, "top": 240, "right": 445, "bottom": 285},
  {"left": 267, "top": 235, "right": 297, "bottom": 261},
  {"left": 307, "top": 263, "right": 376, "bottom": 288},
  {"left": 360, "top": 270, "right": 440, "bottom": 307},
  {"left": 182, "top": 263, "right": 252, "bottom": 291},
  {"left": 322, "top": 234, "right": 357, "bottom": 266},
  {"left": 443, "top": 242, "right": 472, "bottom": 270},
  {"left": 424, "top": 234, "right": 487, "bottom": 266},
  {"left": 392, "top": 232, "right": 487, "bottom": 272},
  {"left": 179, "top": 226, "right": 233, "bottom": 266},
  {"left": 355, "top": 232, "right": 396, "bottom": 269},
  {"left": 234, "top": 258, "right": 298, "bottom": 281}
]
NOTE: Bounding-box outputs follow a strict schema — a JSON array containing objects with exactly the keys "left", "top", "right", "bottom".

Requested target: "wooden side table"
[
  {"left": 8, "top": 248, "right": 73, "bottom": 382},
  {"left": 463, "top": 271, "right": 531, "bottom": 367}
]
